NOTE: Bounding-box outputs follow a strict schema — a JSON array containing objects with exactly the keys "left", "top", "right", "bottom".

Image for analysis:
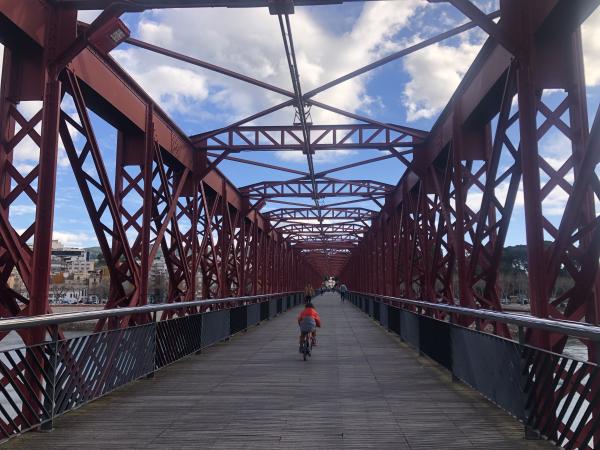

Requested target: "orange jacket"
[{"left": 298, "top": 307, "right": 321, "bottom": 327}]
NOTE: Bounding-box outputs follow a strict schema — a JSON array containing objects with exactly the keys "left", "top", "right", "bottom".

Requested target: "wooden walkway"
[{"left": 3, "top": 292, "right": 555, "bottom": 449}]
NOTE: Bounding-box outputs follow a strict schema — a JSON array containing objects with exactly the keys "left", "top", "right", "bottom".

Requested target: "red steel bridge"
[{"left": 1, "top": 0, "right": 600, "bottom": 448}]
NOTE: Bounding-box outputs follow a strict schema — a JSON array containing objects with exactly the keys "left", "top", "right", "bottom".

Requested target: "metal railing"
[
  {"left": 0, "top": 292, "right": 299, "bottom": 332},
  {"left": 349, "top": 292, "right": 600, "bottom": 450},
  {"left": 0, "top": 292, "right": 303, "bottom": 442},
  {"left": 351, "top": 292, "right": 600, "bottom": 343}
]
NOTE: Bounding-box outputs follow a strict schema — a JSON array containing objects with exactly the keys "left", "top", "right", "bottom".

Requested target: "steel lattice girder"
[
  {"left": 265, "top": 207, "right": 377, "bottom": 222},
  {"left": 242, "top": 179, "right": 394, "bottom": 199},
  {"left": 191, "top": 124, "right": 423, "bottom": 152},
  {"left": 288, "top": 237, "right": 361, "bottom": 246},
  {"left": 278, "top": 223, "right": 367, "bottom": 233},
  {"left": 293, "top": 237, "right": 358, "bottom": 247}
]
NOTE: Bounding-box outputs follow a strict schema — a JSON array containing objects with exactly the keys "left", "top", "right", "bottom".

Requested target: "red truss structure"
[
  {"left": 192, "top": 124, "right": 422, "bottom": 152},
  {"left": 241, "top": 179, "right": 395, "bottom": 200},
  {"left": 265, "top": 207, "right": 376, "bottom": 221},
  {"left": 1, "top": 0, "right": 600, "bottom": 373}
]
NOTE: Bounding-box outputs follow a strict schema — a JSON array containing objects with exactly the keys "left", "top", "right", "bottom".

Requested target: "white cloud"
[
  {"left": 13, "top": 135, "right": 40, "bottom": 165},
  {"left": 17, "top": 100, "right": 43, "bottom": 121},
  {"left": 12, "top": 101, "right": 71, "bottom": 170},
  {"left": 539, "top": 131, "right": 572, "bottom": 171},
  {"left": 77, "top": 10, "right": 102, "bottom": 24},
  {"left": 465, "top": 181, "right": 524, "bottom": 214},
  {"left": 403, "top": 35, "right": 482, "bottom": 121},
  {"left": 583, "top": 7, "right": 600, "bottom": 86},
  {"left": 53, "top": 231, "right": 98, "bottom": 248},
  {"left": 111, "top": 2, "right": 425, "bottom": 163},
  {"left": 464, "top": 178, "right": 570, "bottom": 219},
  {"left": 138, "top": 19, "right": 174, "bottom": 47},
  {"left": 542, "top": 187, "right": 569, "bottom": 217},
  {"left": 111, "top": 50, "right": 209, "bottom": 114},
  {"left": 10, "top": 204, "right": 36, "bottom": 216}
]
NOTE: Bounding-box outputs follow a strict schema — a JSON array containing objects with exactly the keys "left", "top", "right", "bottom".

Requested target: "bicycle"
[{"left": 300, "top": 332, "right": 313, "bottom": 361}]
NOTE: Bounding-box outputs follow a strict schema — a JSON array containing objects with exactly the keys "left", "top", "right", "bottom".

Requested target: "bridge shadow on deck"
[{"left": 2, "top": 292, "right": 554, "bottom": 449}]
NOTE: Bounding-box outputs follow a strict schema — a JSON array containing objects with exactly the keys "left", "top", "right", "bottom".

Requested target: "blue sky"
[{"left": 3, "top": 1, "right": 600, "bottom": 248}]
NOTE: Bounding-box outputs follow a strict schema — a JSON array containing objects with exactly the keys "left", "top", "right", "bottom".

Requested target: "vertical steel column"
[
  {"left": 190, "top": 177, "right": 200, "bottom": 301},
  {"left": 218, "top": 181, "right": 229, "bottom": 298},
  {"left": 28, "top": 6, "right": 76, "bottom": 335},
  {"left": 239, "top": 216, "right": 247, "bottom": 296},
  {"left": 516, "top": 3, "right": 549, "bottom": 348},
  {"left": 450, "top": 108, "right": 475, "bottom": 309},
  {"left": 138, "top": 104, "right": 154, "bottom": 308},
  {"left": 252, "top": 219, "right": 259, "bottom": 294}
]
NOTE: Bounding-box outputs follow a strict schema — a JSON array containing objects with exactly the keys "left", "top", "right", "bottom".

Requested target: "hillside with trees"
[{"left": 498, "top": 244, "right": 572, "bottom": 301}]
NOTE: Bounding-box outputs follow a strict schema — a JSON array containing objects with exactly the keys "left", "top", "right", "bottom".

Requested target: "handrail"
[
  {"left": 0, "top": 292, "right": 300, "bottom": 332},
  {"left": 353, "top": 292, "right": 600, "bottom": 341}
]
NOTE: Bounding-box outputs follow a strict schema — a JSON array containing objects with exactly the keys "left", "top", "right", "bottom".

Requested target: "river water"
[{"left": 0, "top": 330, "right": 89, "bottom": 352}]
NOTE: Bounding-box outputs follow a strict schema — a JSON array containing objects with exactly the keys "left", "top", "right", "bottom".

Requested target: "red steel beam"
[
  {"left": 194, "top": 123, "right": 419, "bottom": 151},
  {"left": 265, "top": 207, "right": 377, "bottom": 221},
  {"left": 206, "top": 152, "right": 309, "bottom": 176},
  {"left": 303, "top": 10, "right": 500, "bottom": 100},
  {"left": 242, "top": 179, "right": 394, "bottom": 199},
  {"left": 124, "top": 36, "right": 295, "bottom": 98},
  {"left": 54, "top": 0, "right": 382, "bottom": 9}
]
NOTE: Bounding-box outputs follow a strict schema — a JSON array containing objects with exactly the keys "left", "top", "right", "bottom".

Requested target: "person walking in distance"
[
  {"left": 304, "top": 283, "right": 315, "bottom": 304},
  {"left": 340, "top": 283, "right": 348, "bottom": 302}
]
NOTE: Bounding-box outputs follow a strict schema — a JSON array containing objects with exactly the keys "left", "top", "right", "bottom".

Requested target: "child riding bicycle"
[{"left": 298, "top": 302, "right": 321, "bottom": 352}]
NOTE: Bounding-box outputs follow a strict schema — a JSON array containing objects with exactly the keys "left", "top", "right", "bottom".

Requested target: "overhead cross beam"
[
  {"left": 265, "top": 207, "right": 377, "bottom": 221},
  {"left": 104, "top": 7, "right": 499, "bottom": 131},
  {"left": 180, "top": 10, "right": 498, "bottom": 147},
  {"left": 55, "top": 0, "right": 383, "bottom": 9},
  {"left": 206, "top": 152, "right": 309, "bottom": 176},
  {"left": 124, "top": 36, "right": 295, "bottom": 98},
  {"left": 241, "top": 179, "right": 394, "bottom": 200},
  {"left": 192, "top": 124, "right": 422, "bottom": 152},
  {"left": 294, "top": 239, "right": 359, "bottom": 249},
  {"left": 278, "top": 223, "right": 368, "bottom": 233}
]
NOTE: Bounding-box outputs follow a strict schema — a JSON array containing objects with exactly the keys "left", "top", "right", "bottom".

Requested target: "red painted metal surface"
[{"left": 192, "top": 124, "right": 420, "bottom": 152}]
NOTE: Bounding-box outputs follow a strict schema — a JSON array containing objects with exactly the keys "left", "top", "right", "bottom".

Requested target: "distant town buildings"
[
  {"left": 9, "top": 240, "right": 189, "bottom": 305},
  {"left": 11, "top": 240, "right": 112, "bottom": 305},
  {"left": 51, "top": 240, "right": 95, "bottom": 274}
]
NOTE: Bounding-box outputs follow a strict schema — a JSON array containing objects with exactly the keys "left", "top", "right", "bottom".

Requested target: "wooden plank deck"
[{"left": 2, "top": 292, "right": 555, "bottom": 449}]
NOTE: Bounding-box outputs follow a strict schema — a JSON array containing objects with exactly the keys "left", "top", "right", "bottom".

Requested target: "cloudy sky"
[{"left": 2, "top": 1, "right": 600, "bottom": 248}]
